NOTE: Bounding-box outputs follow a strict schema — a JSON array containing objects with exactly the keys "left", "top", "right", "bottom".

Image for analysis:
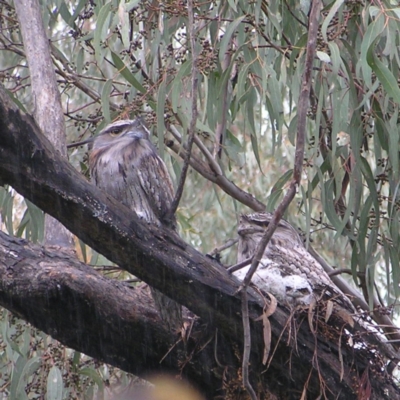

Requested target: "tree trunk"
[{"left": 14, "top": 0, "right": 74, "bottom": 249}]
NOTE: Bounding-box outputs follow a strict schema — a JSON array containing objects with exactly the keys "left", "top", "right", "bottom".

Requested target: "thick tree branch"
[
  {"left": 2, "top": 230, "right": 399, "bottom": 399},
  {"left": 0, "top": 86, "right": 399, "bottom": 399},
  {"left": 0, "top": 232, "right": 228, "bottom": 398}
]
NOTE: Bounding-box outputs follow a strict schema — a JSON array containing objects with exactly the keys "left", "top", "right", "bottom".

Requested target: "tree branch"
[
  {"left": 14, "top": 0, "right": 74, "bottom": 248},
  {"left": 0, "top": 85, "right": 398, "bottom": 399},
  {"left": 239, "top": 1, "right": 322, "bottom": 392},
  {"left": 241, "top": 0, "right": 321, "bottom": 289},
  {"left": 167, "top": 125, "right": 265, "bottom": 211},
  {"left": 0, "top": 232, "right": 228, "bottom": 397},
  {"left": 14, "top": 0, "right": 66, "bottom": 154},
  {"left": 168, "top": 0, "right": 198, "bottom": 217}
]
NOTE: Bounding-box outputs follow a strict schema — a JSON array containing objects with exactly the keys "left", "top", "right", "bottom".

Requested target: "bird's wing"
[
  {"left": 270, "top": 243, "right": 355, "bottom": 312},
  {"left": 136, "top": 152, "right": 175, "bottom": 221}
]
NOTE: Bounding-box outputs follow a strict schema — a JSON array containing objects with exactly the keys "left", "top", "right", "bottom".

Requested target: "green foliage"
[
  {"left": 0, "top": 187, "right": 44, "bottom": 242},
  {"left": 0, "top": 309, "right": 126, "bottom": 399},
  {"left": 2, "top": 0, "right": 400, "bottom": 395}
]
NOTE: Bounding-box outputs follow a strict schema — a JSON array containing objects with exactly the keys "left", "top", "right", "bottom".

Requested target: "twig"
[
  {"left": 227, "top": 257, "right": 252, "bottom": 273},
  {"left": 0, "top": 41, "right": 25, "bottom": 57},
  {"left": 375, "top": 282, "right": 385, "bottom": 307},
  {"left": 241, "top": 290, "right": 257, "bottom": 400},
  {"left": 168, "top": 0, "right": 198, "bottom": 217},
  {"left": 327, "top": 268, "right": 352, "bottom": 277},
  {"left": 213, "top": 329, "right": 225, "bottom": 368},
  {"left": 283, "top": 0, "right": 308, "bottom": 28},
  {"left": 241, "top": 0, "right": 321, "bottom": 289},
  {"left": 208, "top": 238, "right": 238, "bottom": 256},
  {"left": 169, "top": 124, "right": 223, "bottom": 176},
  {"left": 239, "top": 1, "right": 321, "bottom": 397},
  {"left": 51, "top": 44, "right": 120, "bottom": 112},
  {"left": 66, "top": 114, "right": 102, "bottom": 124},
  {"left": 167, "top": 127, "right": 265, "bottom": 210}
]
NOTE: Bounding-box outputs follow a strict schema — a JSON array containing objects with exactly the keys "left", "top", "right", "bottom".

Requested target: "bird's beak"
[
  {"left": 126, "top": 129, "right": 145, "bottom": 140},
  {"left": 67, "top": 136, "right": 95, "bottom": 149}
]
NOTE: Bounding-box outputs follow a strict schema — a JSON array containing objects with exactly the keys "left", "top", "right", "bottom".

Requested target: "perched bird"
[
  {"left": 76, "top": 119, "right": 182, "bottom": 331},
  {"left": 235, "top": 212, "right": 355, "bottom": 315},
  {"left": 89, "top": 119, "right": 177, "bottom": 230}
]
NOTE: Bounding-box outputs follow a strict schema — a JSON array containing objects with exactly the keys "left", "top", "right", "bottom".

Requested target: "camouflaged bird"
[
  {"left": 235, "top": 212, "right": 355, "bottom": 321},
  {"left": 89, "top": 119, "right": 177, "bottom": 229},
  {"left": 86, "top": 119, "right": 182, "bottom": 331}
]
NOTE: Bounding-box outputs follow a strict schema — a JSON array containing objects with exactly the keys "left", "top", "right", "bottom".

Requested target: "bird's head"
[
  {"left": 238, "top": 212, "right": 303, "bottom": 247},
  {"left": 67, "top": 118, "right": 151, "bottom": 150},
  {"left": 92, "top": 119, "right": 150, "bottom": 150}
]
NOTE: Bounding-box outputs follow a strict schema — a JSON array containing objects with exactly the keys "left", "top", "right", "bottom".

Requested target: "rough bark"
[
  {"left": 0, "top": 86, "right": 399, "bottom": 399},
  {"left": 0, "top": 232, "right": 225, "bottom": 398},
  {"left": 13, "top": 0, "right": 66, "bottom": 153},
  {"left": 14, "top": 0, "right": 74, "bottom": 248}
]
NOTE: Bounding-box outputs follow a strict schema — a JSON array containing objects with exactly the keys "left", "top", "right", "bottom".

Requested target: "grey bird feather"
[
  {"left": 87, "top": 118, "right": 181, "bottom": 331},
  {"left": 89, "top": 119, "right": 177, "bottom": 229},
  {"left": 235, "top": 213, "right": 400, "bottom": 362},
  {"left": 235, "top": 212, "right": 355, "bottom": 314}
]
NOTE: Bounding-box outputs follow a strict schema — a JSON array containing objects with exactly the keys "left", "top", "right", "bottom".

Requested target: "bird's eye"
[
  {"left": 252, "top": 219, "right": 269, "bottom": 228},
  {"left": 109, "top": 128, "right": 122, "bottom": 137}
]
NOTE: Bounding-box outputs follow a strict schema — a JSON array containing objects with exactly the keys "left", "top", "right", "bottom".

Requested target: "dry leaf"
[
  {"left": 262, "top": 315, "right": 271, "bottom": 365},
  {"left": 325, "top": 300, "right": 334, "bottom": 323},
  {"left": 335, "top": 308, "right": 355, "bottom": 328},
  {"left": 308, "top": 297, "right": 317, "bottom": 334},
  {"left": 338, "top": 330, "right": 344, "bottom": 381},
  {"left": 254, "top": 293, "right": 276, "bottom": 364},
  {"left": 265, "top": 292, "right": 278, "bottom": 317}
]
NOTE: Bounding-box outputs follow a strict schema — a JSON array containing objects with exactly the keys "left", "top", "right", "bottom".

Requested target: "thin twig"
[
  {"left": 241, "top": 290, "right": 257, "bottom": 400},
  {"left": 241, "top": 1, "right": 321, "bottom": 289},
  {"left": 282, "top": 0, "right": 308, "bottom": 28},
  {"left": 213, "top": 329, "right": 225, "bottom": 368},
  {"left": 167, "top": 126, "right": 265, "bottom": 210},
  {"left": 239, "top": 1, "right": 322, "bottom": 396},
  {"left": 168, "top": 124, "right": 223, "bottom": 176},
  {"left": 168, "top": 0, "right": 198, "bottom": 217},
  {"left": 375, "top": 282, "right": 385, "bottom": 307},
  {"left": 208, "top": 238, "right": 238, "bottom": 257},
  {"left": 227, "top": 257, "right": 252, "bottom": 273},
  {"left": 327, "top": 268, "right": 352, "bottom": 277},
  {"left": 51, "top": 44, "right": 120, "bottom": 112},
  {"left": 308, "top": 246, "right": 369, "bottom": 309}
]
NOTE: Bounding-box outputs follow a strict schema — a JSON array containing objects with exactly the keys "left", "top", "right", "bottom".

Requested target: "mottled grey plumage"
[
  {"left": 89, "top": 119, "right": 182, "bottom": 331},
  {"left": 236, "top": 212, "right": 355, "bottom": 313},
  {"left": 89, "top": 119, "right": 176, "bottom": 229}
]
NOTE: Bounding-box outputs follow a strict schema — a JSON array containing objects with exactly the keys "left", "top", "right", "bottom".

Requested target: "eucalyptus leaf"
[
  {"left": 47, "top": 366, "right": 64, "bottom": 400},
  {"left": 219, "top": 16, "right": 246, "bottom": 64},
  {"left": 101, "top": 79, "right": 113, "bottom": 124},
  {"left": 111, "top": 52, "right": 146, "bottom": 94},
  {"left": 94, "top": 2, "right": 112, "bottom": 64}
]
